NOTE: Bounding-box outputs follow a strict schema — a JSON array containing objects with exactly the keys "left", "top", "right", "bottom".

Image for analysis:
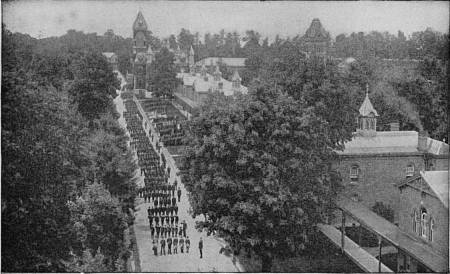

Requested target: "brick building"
[
  {"left": 396, "top": 171, "right": 448, "bottom": 272},
  {"left": 334, "top": 89, "right": 449, "bottom": 222}
]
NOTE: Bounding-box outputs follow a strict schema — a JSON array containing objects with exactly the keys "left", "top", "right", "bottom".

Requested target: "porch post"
[
  {"left": 341, "top": 211, "right": 346, "bottom": 253},
  {"left": 378, "top": 235, "right": 382, "bottom": 272}
]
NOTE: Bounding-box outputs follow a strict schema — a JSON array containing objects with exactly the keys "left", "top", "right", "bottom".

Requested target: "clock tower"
[{"left": 132, "top": 11, "right": 150, "bottom": 90}]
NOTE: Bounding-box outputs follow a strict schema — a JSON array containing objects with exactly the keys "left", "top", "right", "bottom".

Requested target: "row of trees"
[{"left": 2, "top": 25, "right": 137, "bottom": 272}]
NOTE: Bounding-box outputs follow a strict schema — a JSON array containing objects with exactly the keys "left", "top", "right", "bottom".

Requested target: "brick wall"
[
  {"left": 334, "top": 154, "right": 425, "bottom": 221},
  {"left": 398, "top": 186, "right": 449, "bottom": 256}
]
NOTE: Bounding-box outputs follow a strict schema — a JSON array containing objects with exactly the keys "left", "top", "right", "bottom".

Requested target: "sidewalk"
[{"left": 129, "top": 96, "right": 243, "bottom": 272}]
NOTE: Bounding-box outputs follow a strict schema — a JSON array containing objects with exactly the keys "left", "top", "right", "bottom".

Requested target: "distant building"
[
  {"left": 174, "top": 64, "right": 247, "bottom": 113},
  {"left": 195, "top": 57, "right": 247, "bottom": 73},
  {"left": 334, "top": 86, "right": 449, "bottom": 222},
  {"left": 102, "top": 52, "right": 119, "bottom": 71},
  {"left": 300, "top": 18, "right": 331, "bottom": 57},
  {"left": 396, "top": 171, "right": 448, "bottom": 272}
]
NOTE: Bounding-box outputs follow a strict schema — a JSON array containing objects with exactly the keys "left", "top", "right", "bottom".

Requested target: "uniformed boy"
[
  {"left": 185, "top": 236, "right": 190, "bottom": 253},
  {"left": 179, "top": 237, "right": 185, "bottom": 253}
]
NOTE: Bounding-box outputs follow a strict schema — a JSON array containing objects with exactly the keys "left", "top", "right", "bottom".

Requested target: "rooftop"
[
  {"left": 421, "top": 171, "right": 449, "bottom": 208},
  {"left": 196, "top": 57, "right": 247, "bottom": 68},
  {"left": 359, "top": 91, "right": 379, "bottom": 117},
  {"left": 102, "top": 52, "right": 116, "bottom": 58},
  {"left": 302, "top": 18, "right": 330, "bottom": 42},
  {"left": 177, "top": 71, "right": 248, "bottom": 96},
  {"left": 338, "top": 131, "right": 449, "bottom": 156}
]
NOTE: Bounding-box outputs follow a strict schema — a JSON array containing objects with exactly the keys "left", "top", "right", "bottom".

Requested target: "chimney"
[
  {"left": 389, "top": 122, "right": 399, "bottom": 131},
  {"left": 418, "top": 131, "right": 428, "bottom": 152}
]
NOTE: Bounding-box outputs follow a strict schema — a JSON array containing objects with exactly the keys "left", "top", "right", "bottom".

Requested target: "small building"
[
  {"left": 174, "top": 64, "right": 247, "bottom": 114},
  {"left": 334, "top": 87, "right": 449, "bottom": 222},
  {"left": 195, "top": 57, "right": 247, "bottom": 72},
  {"left": 396, "top": 171, "right": 448, "bottom": 272},
  {"left": 102, "top": 52, "right": 119, "bottom": 71}
]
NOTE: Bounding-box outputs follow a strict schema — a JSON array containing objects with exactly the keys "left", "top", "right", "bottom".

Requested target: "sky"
[{"left": 3, "top": 1, "right": 449, "bottom": 41}]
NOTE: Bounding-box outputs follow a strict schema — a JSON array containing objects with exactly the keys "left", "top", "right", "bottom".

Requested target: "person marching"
[
  {"left": 167, "top": 237, "right": 172, "bottom": 255},
  {"left": 160, "top": 237, "right": 166, "bottom": 256},
  {"left": 150, "top": 225, "right": 155, "bottom": 239},
  {"left": 185, "top": 236, "right": 190, "bottom": 253},
  {"left": 173, "top": 237, "right": 178, "bottom": 254},
  {"left": 198, "top": 237, "right": 203, "bottom": 259},
  {"left": 152, "top": 240, "right": 158, "bottom": 256},
  {"left": 177, "top": 187, "right": 182, "bottom": 202},
  {"left": 179, "top": 237, "right": 185, "bottom": 253},
  {"left": 182, "top": 220, "right": 187, "bottom": 237}
]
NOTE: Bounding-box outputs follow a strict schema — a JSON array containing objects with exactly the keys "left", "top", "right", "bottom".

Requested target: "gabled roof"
[
  {"left": 133, "top": 11, "right": 148, "bottom": 31},
  {"left": 232, "top": 70, "right": 241, "bottom": 81},
  {"left": 147, "top": 46, "right": 153, "bottom": 54},
  {"left": 421, "top": 171, "right": 449, "bottom": 208},
  {"left": 189, "top": 45, "right": 195, "bottom": 55},
  {"left": 359, "top": 92, "right": 379, "bottom": 117},
  {"left": 102, "top": 52, "right": 116, "bottom": 59}
]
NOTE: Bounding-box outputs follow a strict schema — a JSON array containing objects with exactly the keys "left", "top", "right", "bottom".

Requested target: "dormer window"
[
  {"left": 406, "top": 164, "right": 414, "bottom": 178},
  {"left": 350, "top": 165, "right": 359, "bottom": 181}
]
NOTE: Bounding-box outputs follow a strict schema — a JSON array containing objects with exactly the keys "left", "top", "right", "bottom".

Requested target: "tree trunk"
[{"left": 261, "top": 253, "right": 272, "bottom": 272}]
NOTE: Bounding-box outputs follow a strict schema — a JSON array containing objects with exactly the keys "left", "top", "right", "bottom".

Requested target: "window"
[
  {"left": 406, "top": 164, "right": 414, "bottom": 177},
  {"left": 421, "top": 208, "right": 427, "bottom": 238},
  {"left": 350, "top": 165, "right": 359, "bottom": 180},
  {"left": 429, "top": 218, "right": 434, "bottom": 242},
  {"left": 412, "top": 209, "right": 417, "bottom": 233},
  {"left": 414, "top": 209, "right": 420, "bottom": 235}
]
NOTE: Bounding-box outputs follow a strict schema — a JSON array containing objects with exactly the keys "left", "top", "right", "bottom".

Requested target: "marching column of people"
[{"left": 123, "top": 98, "right": 191, "bottom": 258}]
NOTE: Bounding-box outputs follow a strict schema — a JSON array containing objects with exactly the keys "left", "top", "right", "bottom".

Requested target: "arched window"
[
  {"left": 350, "top": 165, "right": 359, "bottom": 181},
  {"left": 421, "top": 208, "right": 427, "bottom": 238},
  {"left": 429, "top": 218, "right": 434, "bottom": 242},
  {"left": 406, "top": 164, "right": 415, "bottom": 178},
  {"left": 415, "top": 209, "right": 420, "bottom": 235}
]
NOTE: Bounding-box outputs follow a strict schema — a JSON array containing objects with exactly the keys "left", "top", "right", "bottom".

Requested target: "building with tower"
[
  {"left": 130, "top": 11, "right": 151, "bottom": 91},
  {"left": 333, "top": 87, "right": 448, "bottom": 223},
  {"left": 300, "top": 18, "right": 331, "bottom": 57}
]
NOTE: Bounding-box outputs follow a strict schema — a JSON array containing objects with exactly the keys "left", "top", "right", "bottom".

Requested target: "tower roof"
[
  {"left": 147, "top": 46, "right": 153, "bottom": 54},
  {"left": 133, "top": 11, "right": 148, "bottom": 31},
  {"left": 359, "top": 88, "right": 379, "bottom": 117},
  {"left": 303, "top": 18, "right": 330, "bottom": 42},
  {"left": 190, "top": 45, "right": 195, "bottom": 55}
]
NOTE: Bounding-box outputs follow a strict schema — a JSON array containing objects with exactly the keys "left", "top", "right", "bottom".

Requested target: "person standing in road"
[
  {"left": 185, "top": 236, "right": 190, "bottom": 253},
  {"left": 198, "top": 237, "right": 203, "bottom": 259}
]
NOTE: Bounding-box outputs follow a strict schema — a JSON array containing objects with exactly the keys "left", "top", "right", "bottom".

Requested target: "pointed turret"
[
  {"left": 133, "top": 11, "right": 148, "bottom": 32},
  {"left": 357, "top": 84, "right": 378, "bottom": 136},
  {"left": 189, "top": 45, "right": 195, "bottom": 56}
]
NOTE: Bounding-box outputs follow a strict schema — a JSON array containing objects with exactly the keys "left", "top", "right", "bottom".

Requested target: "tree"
[
  {"left": 177, "top": 28, "right": 194, "bottom": 51},
  {"left": 182, "top": 87, "right": 348, "bottom": 271},
  {"left": 372, "top": 202, "right": 395, "bottom": 223},
  {"left": 68, "top": 183, "right": 130, "bottom": 271},
  {"left": 69, "top": 51, "right": 120, "bottom": 120},
  {"left": 148, "top": 47, "right": 178, "bottom": 98}
]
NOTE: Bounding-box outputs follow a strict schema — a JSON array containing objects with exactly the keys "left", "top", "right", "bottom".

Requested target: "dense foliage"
[
  {"left": 1, "top": 25, "right": 137, "bottom": 272},
  {"left": 147, "top": 47, "right": 179, "bottom": 98},
  {"left": 182, "top": 63, "right": 356, "bottom": 270}
]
